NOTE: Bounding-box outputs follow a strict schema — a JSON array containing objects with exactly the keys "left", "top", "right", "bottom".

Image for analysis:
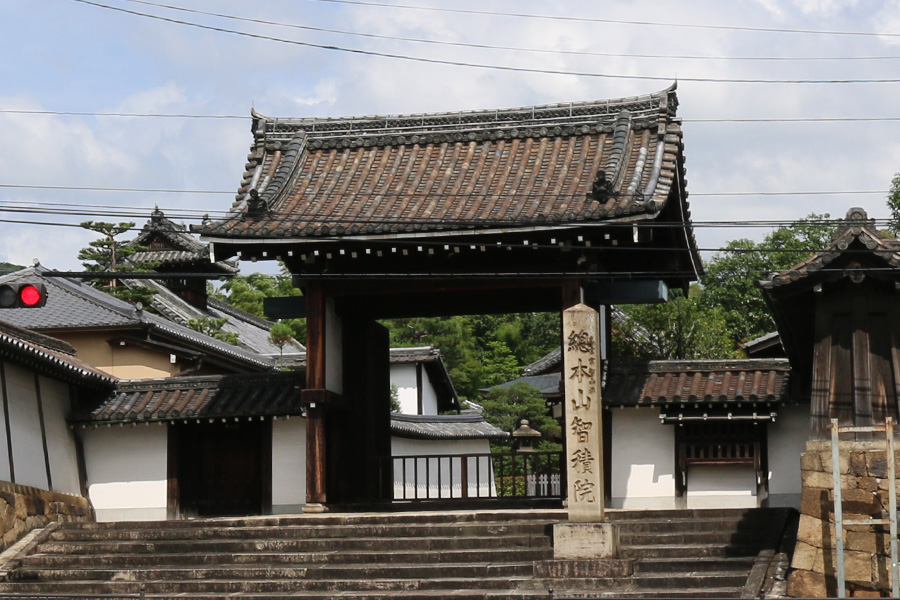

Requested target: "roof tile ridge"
[{"left": 207, "top": 298, "right": 274, "bottom": 329}]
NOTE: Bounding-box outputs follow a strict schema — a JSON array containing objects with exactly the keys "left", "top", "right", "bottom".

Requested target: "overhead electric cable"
[
  {"left": 122, "top": 0, "right": 900, "bottom": 63},
  {"left": 304, "top": 0, "right": 900, "bottom": 39},
  {"left": 1, "top": 183, "right": 890, "bottom": 197},
  {"left": 69, "top": 0, "right": 900, "bottom": 85},
  {"left": 6, "top": 108, "right": 900, "bottom": 123}
]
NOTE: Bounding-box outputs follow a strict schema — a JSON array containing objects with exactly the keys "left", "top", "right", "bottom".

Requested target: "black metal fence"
[{"left": 387, "top": 450, "right": 563, "bottom": 502}]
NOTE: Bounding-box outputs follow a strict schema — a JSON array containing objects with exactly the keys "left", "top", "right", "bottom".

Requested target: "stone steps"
[{"left": 0, "top": 507, "right": 796, "bottom": 599}]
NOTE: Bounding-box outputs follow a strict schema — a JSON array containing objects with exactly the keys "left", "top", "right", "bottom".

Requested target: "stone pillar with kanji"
[{"left": 553, "top": 303, "right": 618, "bottom": 559}]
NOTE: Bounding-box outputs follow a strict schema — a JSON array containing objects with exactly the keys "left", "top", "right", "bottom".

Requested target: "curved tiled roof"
[
  {"left": 129, "top": 208, "right": 238, "bottom": 274},
  {"left": 71, "top": 372, "right": 305, "bottom": 425},
  {"left": 390, "top": 413, "right": 508, "bottom": 440},
  {"left": 194, "top": 86, "right": 695, "bottom": 244},
  {"left": 604, "top": 359, "right": 791, "bottom": 407}
]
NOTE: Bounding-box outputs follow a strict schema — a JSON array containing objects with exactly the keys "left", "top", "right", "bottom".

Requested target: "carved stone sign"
[{"left": 562, "top": 303, "right": 605, "bottom": 523}]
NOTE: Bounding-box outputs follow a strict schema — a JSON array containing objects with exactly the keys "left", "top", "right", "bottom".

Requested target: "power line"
[
  {"left": 303, "top": 0, "right": 900, "bottom": 39},
  {"left": 0, "top": 183, "right": 889, "bottom": 197},
  {"left": 6, "top": 108, "right": 900, "bottom": 123},
  {"left": 70, "top": 0, "right": 900, "bottom": 85},
  {"left": 122, "top": 0, "right": 900, "bottom": 63}
]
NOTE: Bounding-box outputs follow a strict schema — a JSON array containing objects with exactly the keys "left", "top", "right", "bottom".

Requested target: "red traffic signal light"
[{"left": 0, "top": 283, "right": 47, "bottom": 308}]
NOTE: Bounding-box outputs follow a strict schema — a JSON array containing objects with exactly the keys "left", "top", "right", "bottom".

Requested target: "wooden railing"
[{"left": 386, "top": 451, "right": 563, "bottom": 502}]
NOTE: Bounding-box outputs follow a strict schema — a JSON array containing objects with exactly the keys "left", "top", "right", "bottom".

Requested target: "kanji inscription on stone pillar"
[{"left": 562, "top": 303, "right": 605, "bottom": 523}]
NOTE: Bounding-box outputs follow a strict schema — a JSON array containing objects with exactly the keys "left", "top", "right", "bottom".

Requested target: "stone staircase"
[{"left": 0, "top": 508, "right": 795, "bottom": 599}]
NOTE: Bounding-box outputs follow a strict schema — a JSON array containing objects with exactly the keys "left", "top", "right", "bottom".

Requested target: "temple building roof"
[
  {"left": 194, "top": 86, "right": 701, "bottom": 292},
  {"left": 130, "top": 208, "right": 237, "bottom": 274}
]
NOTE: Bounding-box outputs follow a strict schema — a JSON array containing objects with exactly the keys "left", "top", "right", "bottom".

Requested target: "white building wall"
[
  {"left": 390, "top": 437, "right": 496, "bottom": 499},
  {"left": 272, "top": 418, "right": 306, "bottom": 514},
  {"left": 686, "top": 465, "right": 757, "bottom": 509},
  {"left": 610, "top": 408, "right": 677, "bottom": 509},
  {"left": 767, "top": 404, "right": 808, "bottom": 508},
  {"left": 82, "top": 425, "right": 168, "bottom": 522},
  {"left": 39, "top": 377, "right": 82, "bottom": 496},
  {"left": 392, "top": 364, "right": 419, "bottom": 414},
  {"left": 5, "top": 363, "right": 48, "bottom": 490}
]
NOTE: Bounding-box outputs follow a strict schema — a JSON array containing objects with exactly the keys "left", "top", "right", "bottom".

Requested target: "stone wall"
[
  {"left": 787, "top": 440, "right": 900, "bottom": 598},
  {"left": 0, "top": 482, "right": 92, "bottom": 553}
]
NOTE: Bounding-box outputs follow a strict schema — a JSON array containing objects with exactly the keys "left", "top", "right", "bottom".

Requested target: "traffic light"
[{"left": 0, "top": 283, "right": 47, "bottom": 308}]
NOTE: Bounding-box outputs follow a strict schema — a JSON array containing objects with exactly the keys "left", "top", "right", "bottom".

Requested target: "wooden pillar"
[{"left": 303, "top": 283, "right": 328, "bottom": 509}]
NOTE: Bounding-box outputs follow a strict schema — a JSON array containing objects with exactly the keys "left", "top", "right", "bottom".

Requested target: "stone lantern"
[{"left": 512, "top": 419, "right": 541, "bottom": 452}]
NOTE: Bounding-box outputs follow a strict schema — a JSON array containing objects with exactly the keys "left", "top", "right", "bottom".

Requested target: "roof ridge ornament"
[{"left": 837, "top": 206, "right": 875, "bottom": 235}]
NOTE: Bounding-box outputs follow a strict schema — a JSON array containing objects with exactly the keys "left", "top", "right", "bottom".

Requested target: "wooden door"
[{"left": 171, "top": 421, "right": 271, "bottom": 517}]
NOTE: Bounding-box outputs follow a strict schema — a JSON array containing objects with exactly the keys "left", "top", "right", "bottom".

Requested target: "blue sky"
[{"left": 2, "top": 0, "right": 900, "bottom": 272}]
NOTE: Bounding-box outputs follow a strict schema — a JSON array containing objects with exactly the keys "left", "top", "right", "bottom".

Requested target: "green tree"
[
  {"left": 480, "top": 382, "right": 561, "bottom": 452},
  {"left": 479, "top": 340, "right": 522, "bottom": 388},
  {"left": 698, "top": 213, "right": 834, "bottom": 347},
  {"left": 77, "top": 221, "right": 157, "bottom": 306},
  {"left": 186, "top": 317, "right": 239, "bottom": 345},
  {"left": 268, "top": 321, "right": 295, "bottom": 366},
  {"left": 215, "top": 267, "right": 306, "bottom": 342},
  {"left": 888, "top": 173, "right": 900, "bottom": 236},
  {"left": 615, "top": 288, "right": 736, "bottom": 360}
]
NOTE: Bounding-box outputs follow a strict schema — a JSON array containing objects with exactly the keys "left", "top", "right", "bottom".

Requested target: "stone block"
[
  {"left": 801, "top": 488, "right": 831, "bottom": 518},
  {"left": 840, "top": 488, "right": 881, "bottom": 516},
  {"left": 858, "top": 476, "right": 880, "bottom": 493},
  {"left": 787, "top": 569, "right": 831, "bottom": 598},
  {"left": 797, "top": 514, "right": 836, "bottom": 549},
  {"left": 846, "top": 530, "right": 892, "bottom": 554},
  {"left": 866, "top": 451, "right": 888, "bottom": 478},
  {"left": 791, "top": 541, "right": 821, "bottom": 572},
  {"left": 552, "top": 522, "right": 618, "bottom": 559},
  {"left": 801, "top": 451, "right": 822, "bottom": 472},
  {"left": 803, "top": 470, "right": 838, "bottom": 490},
  {"left": 843, "top": 550, "right": 874, "bottom": 584},
  {"left": 533, "top": 558, "right": 633, "bottom": 578},
  {"left": 822, "top": 450, "right": 851, "bottom": 475},
  {"left": 850, "top": 589, "right": 882, "bottom": 598},
  {"left": 850, "top": 453, "right": 869, "bottom": 477}
]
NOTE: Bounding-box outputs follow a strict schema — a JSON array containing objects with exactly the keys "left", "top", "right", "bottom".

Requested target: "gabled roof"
[
  {"left": 129, "top": 208, "right": 238, "bottom": 274},
  {"left": 0, "top": 319, "right": 115, "bottom": 389},
  {"left": 758, "top": 207, "right": 900, "bottom": 380},
  {"left": 390, "top": 413, "right": 507, "bottom": 440},
  {"left": 0, "top": 266, "right": 274, "bottom": 371},
  {"left": 194, "top": 86, "right": 700, "bottom": 278},
  {"left": 70, "top": 372, "right": 305, "bottom": 425}
]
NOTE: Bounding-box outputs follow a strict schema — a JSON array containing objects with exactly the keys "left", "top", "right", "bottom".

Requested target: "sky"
[{"left": 2, "top": 0, "right": 900, "bottom": 275}]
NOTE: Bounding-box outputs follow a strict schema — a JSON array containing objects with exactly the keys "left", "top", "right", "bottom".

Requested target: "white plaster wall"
[
  {"left": 5, "top": 363, "right": 48, "bottom": 490},
  {"left": 419, "top": 369, "right": 439, "bottom": 416},
  {"left": 686, "top": 465, "right": 757, "bottom": 509},
  {"left": 610, "top": 408, "right": 676, "bottom": 509},
  {"left": 767, "top": 404, "right": 808, "bottom": 508},
  {"left": 38, "top": 377, "right": 82, "bottom": 496},
  {"left": 272, "top": 417, "right": 306, "bottom": 514},
  {"left": 325, "top": 298, "right": 343, "bottom": 394},
  {"left": 391, "top": 364, "right": 419, "bottom": 414},
  {"left": 391, "top": 438, "right": 496, "bottom": 499},
  {"left": 82, "top": 425, "right": 168, "bottom": 521}
]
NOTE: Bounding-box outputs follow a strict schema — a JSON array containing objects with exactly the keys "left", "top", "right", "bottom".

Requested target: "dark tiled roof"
[
  {"left": 0, "top": 320, "right": 116, "bottom": 388},
  {"left": 72, "top": 372, "right": 306, "bottom": 424},
  {"left": 0, "top": 266, "right": 273, "bottom": 370},
  {"left": 604, "top": 359, "right": 791, "bottom": 407},
  {"left": 758, "top": 207, "right": 900, "bottom": 292},
  {"left": 129, "top": 208, "right": 238, "bottom": 273},
  {"left": 390, "top": 413, "right": 508, "bottom": 440},
  {"left": 523, "top": 348, "right": 561, "bottom": 376},
  {"left": 195, "top": 86, "right": 694, "bottom": 242}
]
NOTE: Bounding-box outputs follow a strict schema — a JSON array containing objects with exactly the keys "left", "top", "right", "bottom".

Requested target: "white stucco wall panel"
[
  {"left": 38, "top": 376, "right": 81, "bottom": 495},
  {"left": 5, "top": 363, "right": 48, "bottom": 490},
  {"left": 390, "top": 437, "right": 496, "bottom": 499},
  {"left": 392, "top": 364, "right": 419, "bottom": 415},
  {"left": 686, "top": 464, "right": 757, "bottom": 509},
  {"left": 610, "top": 408, "right": 676, "bottom": 508},
  {"left": 82, "top": 425, "right": 168, "bottom": 521},
  {"left": 272, "top": 418, "right": 306, "bottom": 514},
  {"left": 767, "top": 404, "right": 808, "bottom": 507}
]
